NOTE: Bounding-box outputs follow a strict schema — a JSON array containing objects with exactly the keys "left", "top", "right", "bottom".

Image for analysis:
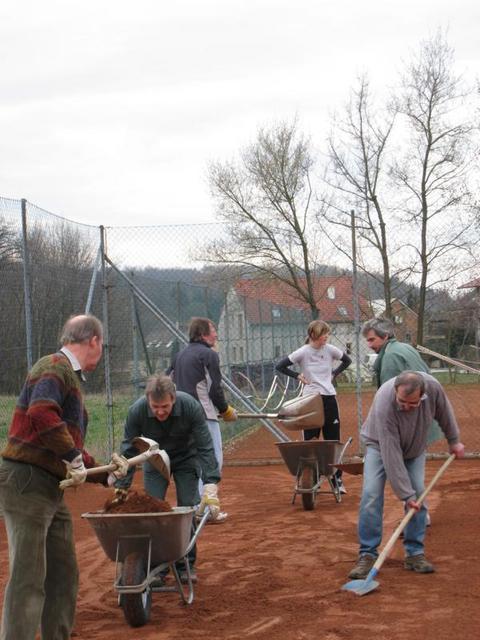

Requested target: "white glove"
[
  {"left": 107, "top": 453, "right": 130, "bottom": 486},
  {"left": 197, "top": 483, "right": 220, "bottom": 520},
  {"left": 61, "top": 454, "right": 87, "bottom": 488}
]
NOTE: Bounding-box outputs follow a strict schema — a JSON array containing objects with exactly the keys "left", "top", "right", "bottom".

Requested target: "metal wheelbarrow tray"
[
  {"left": 82, "top": 506, "right": 208, "bottom": 628},
  {"left": 276, "top": 438, "right": 352, "bottom": 511}
]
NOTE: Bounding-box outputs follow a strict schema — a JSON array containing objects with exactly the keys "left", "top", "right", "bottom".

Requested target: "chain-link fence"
[{"left": 1, "top": 196, "right": 479, "bottom": 460}]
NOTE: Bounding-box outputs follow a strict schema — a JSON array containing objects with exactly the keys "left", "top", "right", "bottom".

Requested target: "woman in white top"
[{"left": 275, "top": 319, "right": 351, "bottom": 492}]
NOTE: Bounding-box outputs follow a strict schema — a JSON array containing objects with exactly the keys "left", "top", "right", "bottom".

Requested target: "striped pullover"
[{"left": 2, "top": 352, "right": 101, "bottom": 481}]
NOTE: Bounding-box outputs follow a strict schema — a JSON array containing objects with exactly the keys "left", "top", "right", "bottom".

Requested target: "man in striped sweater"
[{"left": 0, "top": 314, "right": 126, "bottom": 640}]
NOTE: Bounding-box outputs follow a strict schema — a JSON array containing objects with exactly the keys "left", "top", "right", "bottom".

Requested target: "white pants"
[{"left": 198, "top": 419, "right": 223, "bottom": 494}]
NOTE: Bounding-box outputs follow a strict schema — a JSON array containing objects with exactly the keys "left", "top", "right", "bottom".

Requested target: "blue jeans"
[{"left": 358, "top": 446, "right": 427, "bottom": 558}]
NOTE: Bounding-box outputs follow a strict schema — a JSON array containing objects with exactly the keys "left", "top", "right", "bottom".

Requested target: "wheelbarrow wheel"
[
  {"left": 120, "top": 551, "right": 152, "bottom": 628},
  {"left": 300, "top": 465, "right": 316, "bottom": 511}
]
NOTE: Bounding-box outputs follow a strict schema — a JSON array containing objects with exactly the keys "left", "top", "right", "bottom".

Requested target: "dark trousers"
[
  {"left": 0, "top": 459, "right": 78, "bottom": 640},
  {"left": 304, "top": 395, "right": 342, "bottom": 478},
  {"left": 143, "top": 460, "right": 199, "bottom": 570}
]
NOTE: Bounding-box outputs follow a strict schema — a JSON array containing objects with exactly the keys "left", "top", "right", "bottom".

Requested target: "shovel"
[
  {"left": 236, "top": 411, "right": 317, "bottom": 422},
  {"left": 342, "top": 453, "right": 456, "bottom": 596},
  {"left": 236, "top": 393, "right": 324, "bottom": 431},
  {"left": 60, "top": 436, "right": 171, "bottom": 489}
]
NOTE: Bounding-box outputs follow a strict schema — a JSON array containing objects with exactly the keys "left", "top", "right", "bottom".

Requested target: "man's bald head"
[{"left": 60, "top": 314, "right": 103, "bottom": 345}]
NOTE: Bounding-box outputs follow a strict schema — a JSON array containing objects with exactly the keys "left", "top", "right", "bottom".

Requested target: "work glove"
[
  {"left": 111, "top": 488, "right": 129, "bottom": 505},
  {"left": 107, "top": 453, "right": 130, "bottom": 486},
  {"left": 197, "top": 483, "right": 220, "bottom": 520},
  {"left": 220, "top": 405, "right": 237, "bottom": 422},
  {"left": 60, "top": 454, "right": 87, "bottom": 489}
]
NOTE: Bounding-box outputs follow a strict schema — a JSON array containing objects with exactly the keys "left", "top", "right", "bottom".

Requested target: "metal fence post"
[
  {"left": 85, "top": 247, "right": 101, "bottom": 314},
  {"left": 351, "top": 209, "right": 363, "bottom": 438},
  {"left": 130, "top": 272, "right": 141, "bottom": 398},
  {"left": 224, "top": 289, "right": 231, "bottom": 378},
  {"left": 257, "top": 298, "right": 266, "bottom": 393},
  {"left": 100, "top": 226, "right": 114, "bottom": 456},
  {"left": 21, "top": 199, "right": 33, "bottom": 370},
  {"left": 242, "top": 294, "right": 251, "bottom": 382}
]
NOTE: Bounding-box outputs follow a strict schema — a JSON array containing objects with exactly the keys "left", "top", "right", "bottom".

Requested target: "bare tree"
[
  {"left": 0, "top": 217, "right": 20, "bottom": 268},
  {"left": 322, "top": 75, "right": 399, "bottom": 317},
  {"left": 27, "top": 221, "right": 97, "bottom": 358},
  {"left": 208, "top": 120, "right": 325, "bottom": 319},
  {"left": 392, "top": 30, "right": 478, "bottom": 344}
]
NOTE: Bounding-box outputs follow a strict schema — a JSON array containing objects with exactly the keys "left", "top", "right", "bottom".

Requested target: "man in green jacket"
[
  {"left": 365, "top": 318, "right": 424, "bottom": 381},
  {"left": 113, "top": 374, "right": 221, "bottom": 584},
  {"left": 362, "top": 317, "right": 442, "bottom": 443}
]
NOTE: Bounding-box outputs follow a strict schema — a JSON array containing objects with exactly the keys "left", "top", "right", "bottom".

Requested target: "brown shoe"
[
  {"left": 348, "top": 554, "right": 376, "bottom": 580},
  {"left": 404, "top": 554, "right": 435, "bottom": 573}
]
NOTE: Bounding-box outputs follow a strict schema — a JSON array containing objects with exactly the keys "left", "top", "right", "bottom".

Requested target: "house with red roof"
[{"left": 217, "top": 275, "right": 372, "bottom": 383}]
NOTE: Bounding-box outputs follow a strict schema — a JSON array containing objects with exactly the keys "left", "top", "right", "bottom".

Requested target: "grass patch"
[
  {"left": 0, "top": 392, "right": 136, "bottom": 461},
  {"left": 0, "top": 391, "right": 253, "bottom": 460}
]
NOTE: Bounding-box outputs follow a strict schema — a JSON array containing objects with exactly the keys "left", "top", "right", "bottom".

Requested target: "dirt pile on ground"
[{"left": 104, "top": 490, "right": 173, "bottom": 513}]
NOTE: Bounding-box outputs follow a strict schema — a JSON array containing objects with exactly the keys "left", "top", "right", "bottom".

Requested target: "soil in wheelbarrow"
[{"left": 103, "top": 490, "right": 173, "bottom": 513}]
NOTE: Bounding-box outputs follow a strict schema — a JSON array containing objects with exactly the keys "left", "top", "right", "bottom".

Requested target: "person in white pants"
[{"left": 167, "top": 317, "right": 237, "bottom": 523}]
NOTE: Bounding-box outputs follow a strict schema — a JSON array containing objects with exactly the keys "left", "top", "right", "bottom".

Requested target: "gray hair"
[
  {"left": 394, "top": 371, "right": 425, "bottom": 395},
  {"left": 362, "top": 317, "right": 395, "bottom": 339},
  {"left": 145, "top": 374, "right": 176, "bottom": 401},
  {"left": 60, "top": 314, "right": 103, "bottom": 345}
]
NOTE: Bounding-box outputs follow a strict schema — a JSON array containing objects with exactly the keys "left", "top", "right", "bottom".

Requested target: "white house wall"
[{"left": 217, "top": 290, "right": 371, "bottom": 378}]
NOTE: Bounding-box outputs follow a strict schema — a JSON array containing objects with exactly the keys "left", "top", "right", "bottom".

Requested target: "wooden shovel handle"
[
  {"left": 235, "top": 413, "right": 277, "bottom": 419},
  {"left": 60, "top": 451, "right": 154, "bottom": 489},
  {"left": 374, "top": 453, "right": 456, "bottom": 571},
  {"left": 84, "top": 451, "right": 151, "bottom": 476}
]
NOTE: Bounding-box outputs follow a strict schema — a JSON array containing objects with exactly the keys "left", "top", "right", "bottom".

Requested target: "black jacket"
[{"left": 168, "top": 340, "right": 228, "bottom": 420}]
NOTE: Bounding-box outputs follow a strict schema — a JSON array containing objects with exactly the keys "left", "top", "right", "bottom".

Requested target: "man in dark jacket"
[
  {"left": 114, "top": 374, "right": 222, "bottom": 582},
  {"left": 167, "top": 317, "right": 236, "bottom": 522}
]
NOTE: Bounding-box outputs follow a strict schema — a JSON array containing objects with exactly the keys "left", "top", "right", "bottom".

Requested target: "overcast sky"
[{"left": 1, "top": 0, "right": 479, "bottom": 228}]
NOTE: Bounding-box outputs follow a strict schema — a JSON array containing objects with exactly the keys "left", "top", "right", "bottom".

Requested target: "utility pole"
[{"left": 351, "top": 209, "right": 363, "bottom": 437}]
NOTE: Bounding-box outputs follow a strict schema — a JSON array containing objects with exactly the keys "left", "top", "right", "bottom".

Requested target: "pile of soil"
[{"left": 104, "top": 490, "right": 173, "bottom": 513}]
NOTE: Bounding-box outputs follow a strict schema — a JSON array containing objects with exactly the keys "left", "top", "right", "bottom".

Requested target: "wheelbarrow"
[
  {"left": 82, "top": 506, "right": 210, "bottom": 628},
  {"left": 276, "top": 437, "right": 352, "bottom": 510}
]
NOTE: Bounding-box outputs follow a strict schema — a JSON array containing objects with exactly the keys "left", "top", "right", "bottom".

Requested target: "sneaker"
[
  {"left": 331, "top": 476, "right": 347, "bottom": 495},
  {"left": 207, "top": 511, "right": 228, "bottom": 524},
  {"left": 404, "top": 554, "right": 435, "bottom": 573},
  {"left": 348, "top": 554, "right": 376, "bottom": 580},
  {"left": 178, "top": 569, "right": 198, "bottom": 584},
  {"left": 150, "top": 575, "right": 166, "bottom": 588}
]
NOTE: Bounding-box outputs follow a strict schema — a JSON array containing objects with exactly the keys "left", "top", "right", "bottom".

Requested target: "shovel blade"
[
  {"left": 341, "top": 577, "right": 380, "bottom": 596},
  {"left": 131, "top": 436, "right": 171, "bottom": 481},
  {"left": 342, "top": 567, "right": 380, "bottom": 596},
  {"left": 149, "top": 449, "right": 171, "bottom": 481}
]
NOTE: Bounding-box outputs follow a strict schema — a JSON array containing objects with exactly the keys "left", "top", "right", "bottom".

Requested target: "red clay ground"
[{"left": 1, "top": 426, "right": 479, "bottom": 640}]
